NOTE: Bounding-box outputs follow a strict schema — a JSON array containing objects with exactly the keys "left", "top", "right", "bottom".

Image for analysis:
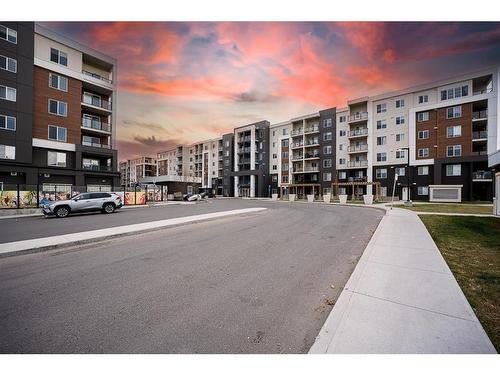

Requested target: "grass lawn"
[
  {"left": 395, "top": 203, "right": 493, "bottom": 215},
  {"left": 420, "top": 215, "right": 500, "bottom": 351}
]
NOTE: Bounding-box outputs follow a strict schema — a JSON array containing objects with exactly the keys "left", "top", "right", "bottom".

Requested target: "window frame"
[
  {"left": 447, "top": 125, "right": 462, "bottom": 138},
  {"left": 418, "top": 186, "right": 429, "bottom": 195},
  {"left": 0, "top": 54, "right": 17, "bottom": 73},
  {"left": 418, "top": 95, "right": 428, "bottom": 104},
  {"left": 418, "top": 148, "right": 429, "bottom": 158},
  {"left": 49, "top": 73, "right": 68, "bottom": 92},
  {"left": 447, "top": 145, "right": 462, "bottom": 157},
  {"left": 376, "top": 120, "right": 387, "bottom": 129},
  {"left": 376, "top": 152, "right": 387, "bottom": 162},
  {"left": 418, "top": 166, "right": 429, "bottom": 175},
  {"left": 50, "top": 48, "right": 68, "bottom": 66},
  {"left": 48, "top": 99, "right": 68, "bottom": 117},
  {"left": 417, "top": 112, "right": 429, "bottom": 122},
  {"left": 446, "top": 164, "right": 462, "bottom": 176},
  {"left": 376, "top": 168, "right": 387, "bottom": 179},
  {"left": 0, "top": 85, "right": 17, "bottom": 102},
  {"left": 47, "top": 125, "right": 67, "bottom": 142},
  {"left": 376, "top": 103, "right": 387, "bottom": 113},
  {"left": 0, "top": 114, "right": 16, "bottom": 131},
  {"left": 446, "top": 106, "right": 462, "bottom": 119},
  {"left": 0, "top": 24, "right": 17, "bottom": 44},
  {"left": 418, "top": 130, "right": 429, "bottom": 139},
  {"left": 0, "top": 144, "right": 16, "bottom": 159}
]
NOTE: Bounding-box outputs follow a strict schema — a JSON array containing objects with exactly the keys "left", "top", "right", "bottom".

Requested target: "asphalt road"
[{"left": 0, "top": 200, "right": 383, "bottom": 353}]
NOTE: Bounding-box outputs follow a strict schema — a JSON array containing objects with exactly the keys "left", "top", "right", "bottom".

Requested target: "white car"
[{"left": 187, "top": 194, "right": 201, "bottom": 201}]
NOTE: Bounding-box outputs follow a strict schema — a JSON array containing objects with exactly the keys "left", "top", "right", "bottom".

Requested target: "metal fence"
[{"left": 0, "top": 184, "right": 169, "bottom": 209}]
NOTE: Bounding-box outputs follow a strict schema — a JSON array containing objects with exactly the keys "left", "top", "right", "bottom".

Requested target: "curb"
[{"left": 0, "top": 207, "right": 267, "bottom": 258}]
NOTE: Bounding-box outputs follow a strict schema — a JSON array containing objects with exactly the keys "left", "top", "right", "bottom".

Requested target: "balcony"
[
  {"left": 472, "top": 171, "right": 492, "bottom": 181},
  {"left": 238, "top": 147, "right": 251, "bottom": 153},
  {"left": 304, "top": 126, "right": 319, "bottom": 134},
  {"left": 348, "top": 128, "right": 368, "bottom": 138},
  {"left": 82, "top": 70, "right": 112, "bottom": 84},
  {"left": 291, "top": 154, "right": 303, "bottom": 161},
  {"left": 81, "top": 117, "right": 111, "bottom": 134},
  {"left": 290, "top": 142, "right": 304, "bottom": 149},
  {"left": 347, "top": 160, "right": 368, "bottom": 168},
  {"left": 304, "top": 152, "right": 320, "bottom": 159},
  {"left": 82, "top": 94, "right": 112, "bottom": 112},
  {"left": 82, "top": 164, "right": 112, "bottom": 172},
  {"left": 472, "top": 131, "right": 488, "bottom": 141},
  {"left": 291, "top": 129, "right": 303, "bottom": 137},
  {"left": 237, "top": 136, "right": 251, "bottom": 142},
  {"left": 347, "top": 144, "right": 368, "bottom": 153},
  {"left": 471, "top": 150, "right": 488, "bottom": 156},
  {"left": 304, "top": 140, "right": 320, "bottom": 147},
  {"left": 472, "top": 110, "right": 488, "bottom": 120},
  {"left": 348, "top": 112, "right": 368, "bottom": 123},
  {"left": 82, "top": 141, "right": 111, "bottom": 149}
]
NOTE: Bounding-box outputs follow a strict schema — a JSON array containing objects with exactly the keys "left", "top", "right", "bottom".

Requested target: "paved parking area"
[{"left": 0, "top": 201, "right": 382, "bottom": 353}]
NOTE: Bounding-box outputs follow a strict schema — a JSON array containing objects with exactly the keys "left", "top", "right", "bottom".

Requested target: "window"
[
  {"left": 50, "top": 48, "right": 68, "bottom": 66},
  {"left": 376, "top": 103, "right": 387, "bottom": 113},
  {"left": 0, "top": 114, "right": 16, "bottom": 131},
  {"left": 418, "top": 148, "right": 429, "bottom": 157},
  {"left": 282, "top": 175, "right": 289, "bottom": 183},
  {"left": 272, "top": 153, "right": 277, "bottom": 159},
  {"left": 441, "top": 85, "right": 468, "bottom": 100},
  {"left": 323, "top": 132, "right": 332, "bottom": 141},
  {"left": 0, "top": 25, "right": 17, "bottom": 44},
  {"left": 282, "top": 163, "right": 288, "bottom": 171},
  {"left": 395, "top": 167, "right": 405, "bottom": 176},
  {"left": 418, "top": 130, "right": 429, "bottom": 139},
  {"left": 376, "top": 168, "right": 387, "bottom": 179},
  {"left": 272, "top": 165, "right": 277, "bottom": 171},
  {"left": 339, "top": 144, "right": 344, "bottom": 151},
  {"left": 323, "top": 172, "right": 332, "bottom": 181},
  {"left": 49, "top": 73, "right": 68, "bottom": 92},
  {"left": 282, "top": 139, "right": 289, "bottom": 147},
  {"left": 447, "top": 125, "right": 461, "bottom": 138},
  {"left": 446, "top": 164, "right": 461, "bottom": 176},
  {"left": 282, "top": 128, "right": 288, "bottom": 135},
  {"left": 447, "top": 145, "right": 462, "bottom": 157},
  {"left": 0, "top": 144, "right": 15, "bottom": 159},
  {"left": 338, "top": 171, "right": 347, "bottom": 179},
  {"left": 396, "top": 116, "right": 405, "bottom": 125},
  {"left": 0, "top": 85, "right": 16, "bottom": 101},
  {"left": 447, "top": 106, "right": 462, "bottom": 119},
  {"left": 282, "top": 151, "right": 288, "bottom": 159},
  {"left": 418, "top": 186, "right": 429, "bottom": 195},
  {"left": 83, "top": 158, "right": 99, "bottom": 170},
  {"left": 48, "top": 125, "right": 67, "bottom": 142},
  {"left": 418, "top": 112, "right": 429, "bottom": 122},
  {"left": 396, "top": 150, "right": 406, "bottom": 159},
  {"left": 339, "top": 158, "right": 346, "bottom": 165},
  {"left": 396, "top": 133, "right": 404, "bottom": 142},
  {"left": 323, "top": 159, "right": 332, "bottom": 168},
  {"left": 339, "top": 115, "right": 346, "bottom": 123},
  {"left": 47, "top": 151, "right": 66, "bottom": 167},
  {"left": 380, "top": 186, "right": 388, "bottom": 196},
  {"left": 0, "top": 55, "right": 17, "bottom": 73},
  {"left": 323, "top": 145, "right": 332, "bottom": 155},
  {"left": 418, "top": 95, "right": 428, "bottom": 104},
  {"left": 225, "top": 140, "right": 229, "bottom": 147},
  {"left": 48, "top": 99, "right": 67, "bottom": 116},
  {"left": 323, "top": 118, "right": 332, "bottom": 128},
  {"left": 339, "top": 130, "right": 346, "bottom": 137},
  {"left": 376, "top": 136, "right": 386, "bottom": 146},
  {"left": 272, "top": 142, "right": 276, "bottom": 148},
  {"left": 225, "top": 150, "right": 229, "bottom": 156},
  {"left": 418, "top": 166, "right": 429, "bottom": 175},
  {"left": 395, "top": 99, "right": 405, "bottom": 108},
  {"left": 376, "top": 152, "right": 387, "bottom": 162},
  {"left": 376, "top": 120, "right": 386, "bottom": 129}
]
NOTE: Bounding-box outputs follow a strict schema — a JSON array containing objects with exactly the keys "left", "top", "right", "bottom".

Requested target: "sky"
[{"left": 42, "top": 22, "right": 500, "bottom": 161}]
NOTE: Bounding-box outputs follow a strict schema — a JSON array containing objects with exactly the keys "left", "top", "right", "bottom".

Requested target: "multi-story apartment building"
[
  {"left": 232, "top": 120, "right": 270, "bottom": 197},
  {"left": 269, "top": 121, "right": 291, "bottom": 195},
  {"left": 119, "top": 156, "right": 157, "bottom": 186},
  {"left": 0, "top": 22, "right": 120, "bottom": 192},
  {"left": 221, "top": 133, "right": 234, "bottom": 196}
]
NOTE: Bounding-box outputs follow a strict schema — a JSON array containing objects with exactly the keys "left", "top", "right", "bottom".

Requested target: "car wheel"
[
  {"left": 55, "top": 206, "right": 70, "bottom": 218},
  {"left": 103, "top": 203, "right": 115, "bottom": 214}
]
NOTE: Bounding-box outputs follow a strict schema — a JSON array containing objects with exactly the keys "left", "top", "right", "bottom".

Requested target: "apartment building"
[
  {"left": 119, "top": 156, "right": 157, "bottom": 187},
  {"left": 221, "top": 133, "right": 234, "bottom": 196},
  {"left": 232, "top": 120, "right": 270, "bottom": 197},
  {"left": 269, "top": 121, "right": 291, "bottom": 195},
  {"left": 0, "top": 22, "right": 120, "bottom": 192}
]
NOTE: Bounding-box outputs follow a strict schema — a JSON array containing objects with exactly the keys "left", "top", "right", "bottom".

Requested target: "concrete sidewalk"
[{"left": 309, "top": 207, "right": 496, "bottom": 354}]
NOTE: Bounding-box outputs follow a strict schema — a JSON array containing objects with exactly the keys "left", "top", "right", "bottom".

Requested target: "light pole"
[{"left": 397, "top": 147, "right": 411, "bottom": 204}]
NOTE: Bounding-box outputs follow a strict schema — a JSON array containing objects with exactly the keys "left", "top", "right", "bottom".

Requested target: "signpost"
[{"left": 391, "top": 173, "right": 399, "bottom": 210}]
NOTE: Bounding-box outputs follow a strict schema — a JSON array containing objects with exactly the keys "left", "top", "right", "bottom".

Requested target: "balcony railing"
[
  {"left": 81, "top": 117, "right": 111, "bottom": 133},
  {"left": 472, "top": 110, "right": 488, "bottom": 120},
  {"left": 347, "top": 160, "right": 368, "bottom": 168},
  {"left": 473, "top": 88, "right": 493, "bottom": 95},
  {"left": 348, "top": 128, "right": 368, "bottom": 137},
  {"left": 471, "top": 150, "right": 488, "bottom": 156},
  {"left": 472, "top": 131, "right": 488, "bottom": 140},
  {"left": 237, "top": 136, "right": 251, "bottom": 142},
  {"left": 472, "top": 171, "right": 492, "bottom": 180},
  {"left": 304, "top": 153, "right": 320, "bottom": 159},
  {"left": 347, "top": 144, "right": 368, "bottom": 153},
  {"left": 82, "top": 141, "right": 111, "bottom": 149},
  {"left": 82, "top": 70, "right": 112, "bottom": 84},
  {"left": 303, "top": 167, "right": 319, "bottom": 172},
  {"left": 290, "top": 142, "right": 304, "bottom": 149},
  {"left": 291, "top": 155, "right": 303, "bottom": 161},
  {"left": 82, "top": 94, "right": 112, "bottom": 111},
  {"left": 291, "top": 129, "right": 303, "bottom": 136},
  {"left": 304, "top": 141, "right": 320, "bottom": 147},
  {"left": 238, "top": 147, "right": 251, "bottom": 153},
  {"left": 304, "top": 126, "right": 319, "bottom": 134},
  {"left": 348, "top": 112, "right": 368, "bottom": 122},
  {"left": 82, "top": 165, "right": 112, "bottom": 172}
]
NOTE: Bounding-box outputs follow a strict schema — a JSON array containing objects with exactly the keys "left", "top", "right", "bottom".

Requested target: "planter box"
[
  {"left": 289, "top": 194, "right": 296, "bottom": 202},
  {"left": 363, "top": 194, "right": 373, "bottom": 205},
  {"left": 307, "top": 194, "right": 314, "bottom": 203},
  {"left": 323, "top": 193, "right": 331, "bottom": 203},
  {"left": 271, "top": 193, "right": 278, "bottom": 201},
  {"left": 339, "top": 194, "right": 348, "bottom": 204}
]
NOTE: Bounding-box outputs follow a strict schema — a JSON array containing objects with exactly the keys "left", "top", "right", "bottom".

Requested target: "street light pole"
[{"left": 397, "top": 147, "right": 411, "bottom": 204}]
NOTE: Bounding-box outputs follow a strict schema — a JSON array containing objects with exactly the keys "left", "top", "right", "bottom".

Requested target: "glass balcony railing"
[
  {"left": 81, "top": 117, "right": 111, "bottom": 133},
  {"left": 82, "top": 141, "right": 111, "bottom": 149},
  {"left": 347, "top": 144, "right": 368, "bottom": 153},
  {"left": 472, "top": 110, "right": 488, "bottom": 120},
  {"left": 82, "top": 94, "right": 112, "bottom": 110},
  {"left": 472, "top": 171, "right": 492, "bottom": 180},
  {"left": 348, "top": 128, "right": 368, "bottom": 137},
  {"left": 82, "top": 70, "right": 112, "bottom": 84},
  {"left": 82, "top": 164, "right": 112, "bottom": 172},
  {"left": 472, "top": 131, "right": 488, "bottom": 140},
  {"left": 347, "top": 160, "right": 368, "bottom": 168},
  {"left": 348, "top": 112, "right": 368, "bottom": 122}
]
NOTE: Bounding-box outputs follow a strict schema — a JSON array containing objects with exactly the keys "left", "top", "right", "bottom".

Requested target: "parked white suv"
[{"left": 42, "top": 192, "right": 123, "bottom": 218}]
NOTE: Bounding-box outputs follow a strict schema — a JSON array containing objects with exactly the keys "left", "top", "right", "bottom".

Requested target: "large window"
[
  {"left": 323, "top": 172, "right": 332, "bottom": 181},
  {"left": 0, "top": 55, "right": 17, "bottom": 73},
  {"left": 323, "top": 118, "right": 332, "bottom": 128},
  {"left": 396, "top": 150, "right": 406, "bottom": 159},
  {"left": 323, "top": 132, "right": 332, "bottom": 141},
  {"left": 418, "top": 166, "right": 429, "bottom": 175},
  {"left": 0, "top": 85, "right": 16, "bottom": 102},
  {"left": 418, "top": 95, "right": 428, "bottom": 104},
  {"left": 376, "top": 168, "right": 387, "bottom": 179},
  {"left": 339, "top": 130, "right": 346, "bottom": 137},
  {"left": 418, "top": 186, "right": 429, "bottom": 195},
  {"left": 447, "top": 125, "right": 462, "bottom": 138},
  {"left": 0, "top": 144, "right": 15, "bottom": 159},
  {"left": 446, "top": 164, "right": 461, "bottom": 176},
  {"left": 339, "top": 158, "right": 346, "bottom": 165},
  {"left": 417, "top": 112, "right": 429, "bottom": 122},
  {"left": 376, "top": 120, "right": 387, "bottom": 129},
  {"left": 446, "top": 106, "right": 462, "bottom": 119},
  {"left": 48, "top": 151, "right": 66, "bottom": 167},
  {"left": 418, "top": 130, "right": 429, "bottom": 139},
  {"left": 376, "top": 103, "right": 387, "bottom": 113},
  {"left": 395, "top": 99, "right": 405, "bottom": 108},
  {"left": 0, "top": 114, "right": 16, "bottom": 131},
  {"left": 48, "top": 99, "right": 67, "bottom": 116},
  {"left": 83, "top": 158, "right": 100, "bottom": 170},
  {"left": 396, "top": 133, "right": 404, "bottom": 142},
  {"left": 447, "top": 145, "right": 462, "bottom": 157},
  {"left": 339, "top": 115, "right": 346, "bottom": 123},
  {"left": 441, "top": 85, "right": 468, "bottom": 100},
  {"left": 323, "top": 145, "right": 332, "bottom": 155},
  {"left": 395, "top": 116, "right": 405, "bottom": 125},
  {"left": 48, "top": 125, "right": 67, "bottom": 142},
  {"left": 49, "top": 73, "right": 68, "bottom": 92},
  {"left": 418, "top": 148, "right": 429, "bottom": 157},
  {"left": 323, "top": 159, "right": 332, "bottom": 168},
  {"left": 0, "top": 24, "right": 17, "bottom": 44},
  {"left": 338, "top": 171, "right": 347, "bottom": 179},
  {"left": 50, "top": 48, "right": 68, "bottom": 66},
  {"left": 376, "top": 152, "right": 387, "bottom": 162}
]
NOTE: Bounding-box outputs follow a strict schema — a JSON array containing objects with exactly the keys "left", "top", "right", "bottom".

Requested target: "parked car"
[
  {"left": 42, "top": 192, "right": 123, "bottom": 218},
  {"left": 182, "top": 193, "right": 192, "bottom": 201},
  {"left": 187, "top": 194, "right": 202, "bottom": 202}
]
